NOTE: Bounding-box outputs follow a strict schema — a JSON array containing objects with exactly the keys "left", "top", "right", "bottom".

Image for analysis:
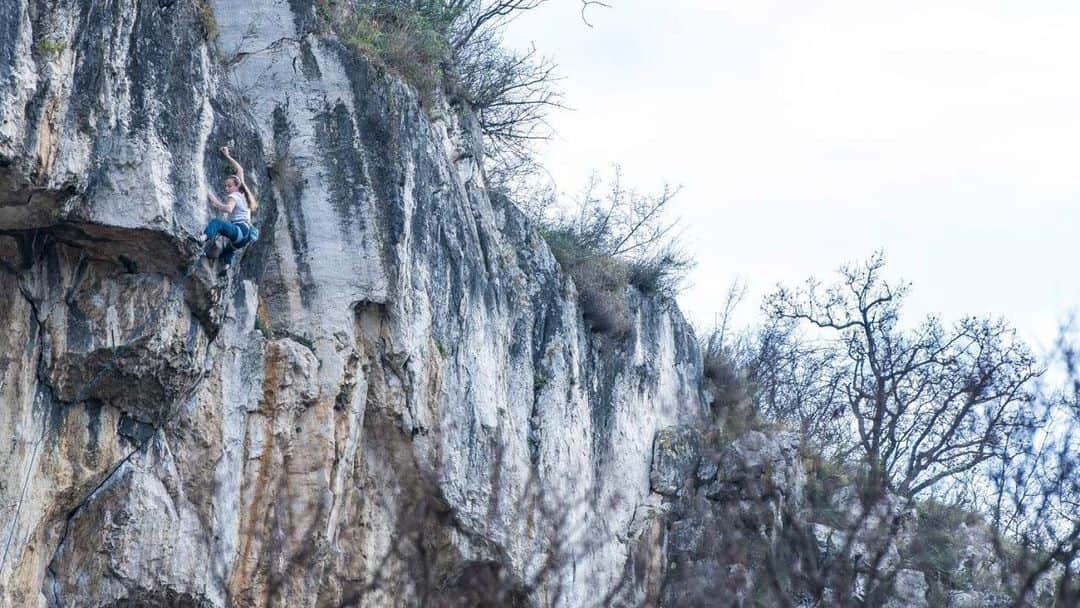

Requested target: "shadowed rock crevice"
[{"left": 14, "top": 237, "right": 210, "bottom": 425}]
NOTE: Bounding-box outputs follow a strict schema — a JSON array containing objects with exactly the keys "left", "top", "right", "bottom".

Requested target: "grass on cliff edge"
[
  {"left": 317, "top": 0, "right": 457, "bottom": 104},
  {"left": 534, "top": 169, "right": 692, "bottom": 337},
  {"left": 543, "top": 228, "right": 694, "bottom": 338}
]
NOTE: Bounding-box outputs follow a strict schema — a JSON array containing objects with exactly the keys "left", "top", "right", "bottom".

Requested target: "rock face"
[
  {"left": 649, "top": 428, "right": 808, "bottom": 607},
  {"left": 643, "top": 422, "right": 1059, "bottom": 607},
  {"left": 650, "top": 427, "right": 700, "bottom": 497},
  {"left": 0, "top": 1, "right": 704, "bottom": 606}
]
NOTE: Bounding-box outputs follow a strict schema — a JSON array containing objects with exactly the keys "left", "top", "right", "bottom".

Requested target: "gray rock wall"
[{"left": 0, "top": 1, "right": 704, "bottom": 606}]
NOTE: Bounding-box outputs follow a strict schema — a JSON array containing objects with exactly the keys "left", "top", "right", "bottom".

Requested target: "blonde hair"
[{"left": 226, "top": 175, "right": 258, "bottom": 213}]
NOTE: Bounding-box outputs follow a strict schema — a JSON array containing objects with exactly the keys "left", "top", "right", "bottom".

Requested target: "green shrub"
[
  {"left": 626, "top": 248, "right": 693, "bottom": 298},
  {"left": 545, "top": 228, "right": 634, "bottom": 337},
  {"left": 574, "top": 257, "right": 632, "bottom": 336},
  {"left": 905, "top": 499, "right": 980, "bottom": 599},
  {"left": 536, "top": 168, "right": 690, "bottom": 336},
  {"left": 36, "top": 38, "right": 67, "bottom": 57},
  {"left": 320, "top": 1, "right": 456, "bottom": 103}
]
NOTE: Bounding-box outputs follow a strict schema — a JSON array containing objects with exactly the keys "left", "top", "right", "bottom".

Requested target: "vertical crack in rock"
[
  {"left": 0, "top": 278, "right": 49, "bottom": 576},
  {"left": 44, "top": 434, "right": 148, "bottom": 608},
  {"left": 2, "top": 228, "right": 224, "bottom": 605}
]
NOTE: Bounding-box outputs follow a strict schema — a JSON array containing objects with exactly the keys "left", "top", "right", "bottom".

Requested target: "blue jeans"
[{"left": 204, "top": 219, "right": 252, "bottom": 265}]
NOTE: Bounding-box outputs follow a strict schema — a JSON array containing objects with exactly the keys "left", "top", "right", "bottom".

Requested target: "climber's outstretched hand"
[{"left": 220, "top": 146, "right": 244, "bottom": 183}]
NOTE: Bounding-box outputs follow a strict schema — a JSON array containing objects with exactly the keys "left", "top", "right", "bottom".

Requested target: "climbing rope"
[{"left": 0, "top": 244, "right": 218, "bottom": 574}]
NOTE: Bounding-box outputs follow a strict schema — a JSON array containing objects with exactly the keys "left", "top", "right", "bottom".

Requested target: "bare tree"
[
  {"left": 444, "top": 0, "right": 546, "bottom": 49},
  {"left": 981, "top": 326, "right": 1080, "bottom": 606},
  {"left": 763, "top": 252, "right": 1040, "bottom": 498},
  {"left": 442, "top": 0, "right": 614, "bottom": 46},
  {"left": 543, "top": 166, "right": 691, "bottom": 298},
  {"left": 544, "top": 167, "right": 682, "bottom": 261},
  {"left": 683, "top": 257, "right": 1073, "bottom": 607},
  {"left": 704, "top": 278, "right": 748, "bottom": 361},
  {"left": 454, "top": 34, "right": 565, "bottom": 185},
  {"left": 747, "top": 321, "right": 849, "bottom": 451}
]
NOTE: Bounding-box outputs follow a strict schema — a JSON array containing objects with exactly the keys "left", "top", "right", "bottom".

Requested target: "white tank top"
[{"left": 227, "top": 191, "right": 251, "bottom": 224}]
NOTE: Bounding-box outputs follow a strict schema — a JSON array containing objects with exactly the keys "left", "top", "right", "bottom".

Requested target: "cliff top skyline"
[{"left": 508, "top": 0, "right": 1080, "bottom": 350}]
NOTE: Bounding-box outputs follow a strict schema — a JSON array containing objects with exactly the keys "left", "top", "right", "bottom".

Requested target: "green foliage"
[
  {"left": 320, "top": 1, "right": 457, "bottom": 102},
  {"left": 905, "top": 500, "right": 980, "bottom": 600},
  {"left": 195, "top": 0, "right": 218, "bottom": 41},
  {"left": 36, "top": 38, "right": 67, "bottom": 57},
  {"left": 803, "top": 453, "right": 850, "bottom": 528},
  {"left": 626, "top": 249, "right": 694, "bottom": 297},
  {"left": 544, "top": 228, "right": 634, "bottom": 337}
]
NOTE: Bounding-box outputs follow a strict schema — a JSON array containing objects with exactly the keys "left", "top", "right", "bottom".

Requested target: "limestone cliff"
[{"left": 0, "top": 1, "right": 704, "bottom": 606}]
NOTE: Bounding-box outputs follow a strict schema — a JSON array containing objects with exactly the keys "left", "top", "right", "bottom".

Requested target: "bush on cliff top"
[
  {"left": 322, "top": 1, "right": 455, "bottom": 103},
  {"left": 542, "top": 228, "right": 634, "bottom": 336},
  {"left": 316, "top": 0, "right": 563, "bottom": 188},
  {"left": 534, "top": 167, "right": 691, "bottom": 336}
]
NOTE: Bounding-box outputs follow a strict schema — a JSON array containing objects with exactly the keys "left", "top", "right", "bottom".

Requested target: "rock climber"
[{"left": 204, "top": 146, "right": 259, "bottom": 273}]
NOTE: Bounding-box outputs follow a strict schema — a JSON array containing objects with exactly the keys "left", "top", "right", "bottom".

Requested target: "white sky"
[{"left": 504, "top": 0, "right": 1080, "bottom": 352}]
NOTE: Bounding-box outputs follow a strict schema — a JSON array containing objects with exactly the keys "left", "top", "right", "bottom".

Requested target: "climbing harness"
[
  {"left": 0, "top": 243, "right": 231, "bottom": 574},
  {"left": 234, "top": 222, "right": 260, "bottom": 247}
]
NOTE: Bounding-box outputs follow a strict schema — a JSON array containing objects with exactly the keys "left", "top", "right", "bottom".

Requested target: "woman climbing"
[{"left": 204, "top": 146, "right": 259, "bottom": 273}]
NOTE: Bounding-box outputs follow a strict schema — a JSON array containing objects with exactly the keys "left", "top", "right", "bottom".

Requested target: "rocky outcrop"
[
  {"left": 645, "top": 428, "right": 807, "bottom": 607},
  {"left": 643, "top": 422, "right": 1066, "bottom": 608},
  {"left": 1, "top": 2, "right": 1063, "bottom": 606},
  {"left": 650, "top": 427, "right": 700, "bottom": 497},
  {"left": 645, "top": 424, "right": 930, "bottom": 606},
  {"left": 0, "top": 1, "right": 704, "bottom": 606}
]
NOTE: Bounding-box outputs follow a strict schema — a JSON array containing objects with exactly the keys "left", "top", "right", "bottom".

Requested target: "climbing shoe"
[{"left": 205, "top": 241, "right": 224, "bottom": 259}]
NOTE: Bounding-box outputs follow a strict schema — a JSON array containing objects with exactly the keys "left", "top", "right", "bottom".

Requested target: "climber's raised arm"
[
  {"left": 221, "top": 146, "right": 245, "bottom": 186},
  {"left": 201, "top": 145, "right": 259, "bottom": 276}
]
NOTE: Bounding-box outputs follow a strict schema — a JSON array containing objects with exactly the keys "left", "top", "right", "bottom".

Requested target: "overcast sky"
[{"left": 504, "top": 0, "right": 1080, "bottom": 351}]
